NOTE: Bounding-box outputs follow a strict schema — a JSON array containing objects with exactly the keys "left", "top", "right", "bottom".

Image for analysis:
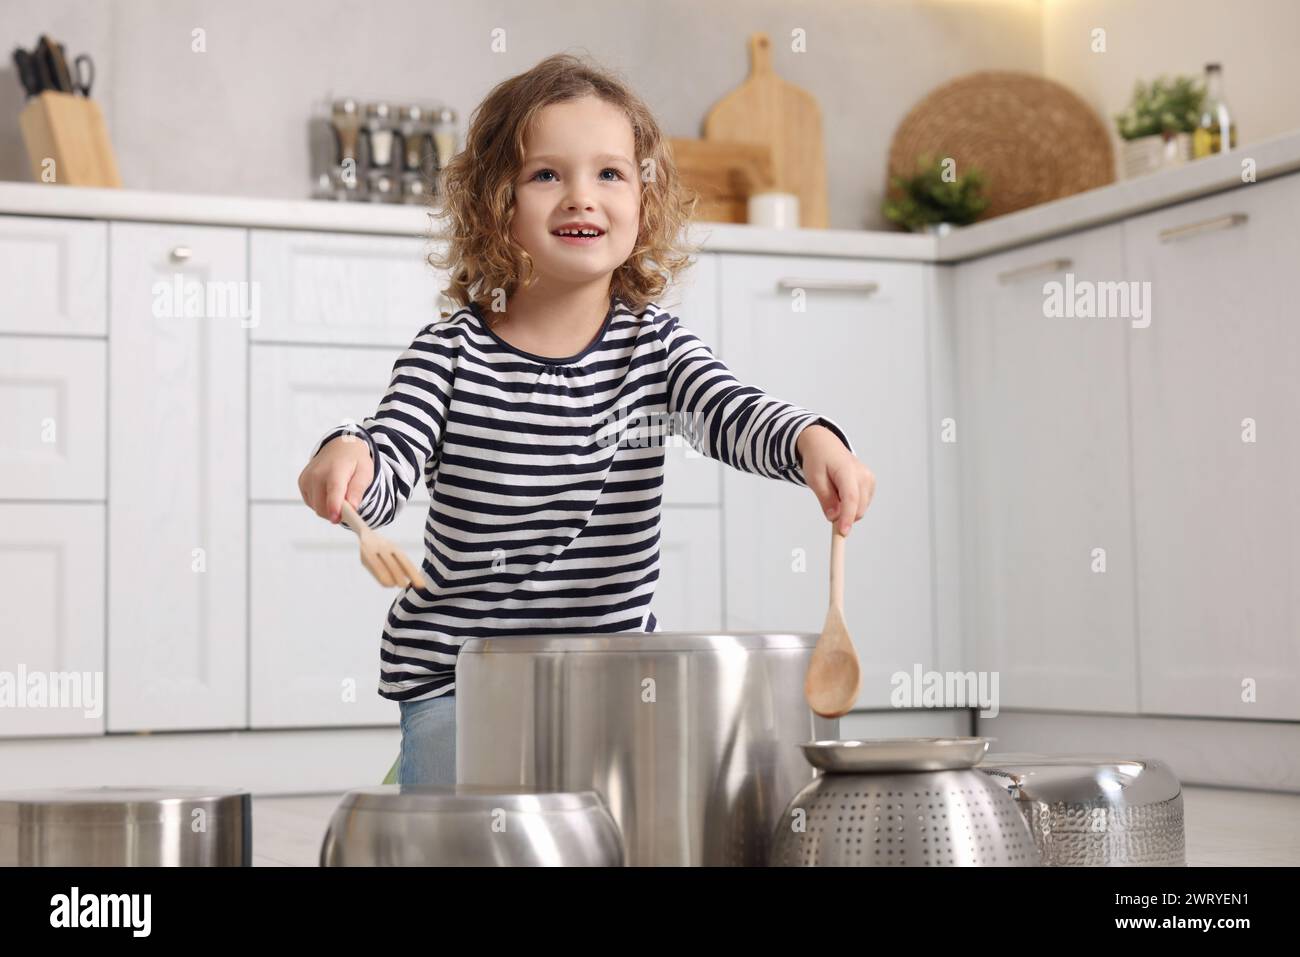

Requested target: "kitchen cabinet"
[
  {"left": 1124, "top": 173, "right": 1300, "bottom": 719},
  {"left": 654, "top": 506, "right": 723, "bottom": 631},
  {"left": 0, "top": 215, "right": 105, "bottom": 336},
  {"left": 0, "top": 337, "right": 106, "bottom": 500},
  {"left": 656, "top": 253, "right": 722, "bottom": 508},
  {"left": 955, "top": 223, "right": 1138, "bottom": 713},
  {"left": 249, "top": 502, "right": 720, "bottom": 731},
  {"left": 249, "top": 229, "right": 446, "bottom": 346},
  {"left": 248, "top": 503, "right": 423, "bottom": 728},
  {"left": 3, "top": 158, "right": 1295, "bottom": 750},
  {"left": 107, "top": 222, "right": 248, "bottom": 731},
  {"left": 0, "top": 503, "right": 105, "bottom": 737},
  {"left": 250, "top": 343, "right": 429, "bottom": 502},
  {"left": 719, "top": 255, "right": 933, "bottom": 708}
]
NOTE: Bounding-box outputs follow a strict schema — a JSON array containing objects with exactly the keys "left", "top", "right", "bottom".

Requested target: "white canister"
[{"left": 747, "top": 191, "right": 800, "bottom": 229}]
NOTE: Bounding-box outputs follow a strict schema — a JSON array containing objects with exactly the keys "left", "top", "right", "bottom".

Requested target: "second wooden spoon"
[{"left": 804, "top": 526, "right": 860, "bottom": 718}]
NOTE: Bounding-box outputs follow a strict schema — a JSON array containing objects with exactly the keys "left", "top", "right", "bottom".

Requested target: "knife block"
[{"left": 18, "top": 91, "right": 122, "bottom": 188}]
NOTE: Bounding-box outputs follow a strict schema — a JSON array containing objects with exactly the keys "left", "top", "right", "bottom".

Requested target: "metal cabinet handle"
[
  {"left": 775, "top": 278, "right": 879, "bottom": 295},
  {"left": 996, "top": 258, "right": 1073, "bottom": 284},
  {"left": 1157, "top": 212, "right": 1248, "bottom": 243},
  {"left": 169, "top": 245, "right": 192, "bottom": 263}
]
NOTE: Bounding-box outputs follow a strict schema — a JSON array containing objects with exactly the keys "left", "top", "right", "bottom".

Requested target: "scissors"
[{"left": 70, "top": 52, "right": 94, "bottom": 97}]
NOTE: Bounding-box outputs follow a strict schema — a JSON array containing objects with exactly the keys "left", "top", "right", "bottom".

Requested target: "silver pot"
[
  {"left": 770, "top": 739, "right": 1041, "bottom": 866},
  {"left": 319, "top": 786, "right": 623, "bottom": 866},
  {"left": 977, "top": 753, "right": 1185, "bottom": 866},
  {"left": 456, "top": 632, "right": 837, "bottom": 866},
  {"left": 0, "top": 786, "right": 251, "bottom": 866}
]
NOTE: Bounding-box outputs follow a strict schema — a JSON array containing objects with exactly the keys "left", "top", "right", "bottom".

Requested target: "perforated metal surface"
[
  {"left": 770, "top": 769, "right": 1041, "bottom": 867},
  {"left": 1016, "top": 794, "right": 1184, "bottom": 866},
  {"left": 977, "top": 754, "right": 1186, "bottom": 866}
]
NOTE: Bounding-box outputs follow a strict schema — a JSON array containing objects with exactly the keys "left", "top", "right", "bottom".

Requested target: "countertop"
[{"left": 3, "top": 128, "right": 1299, "bottom": 264}]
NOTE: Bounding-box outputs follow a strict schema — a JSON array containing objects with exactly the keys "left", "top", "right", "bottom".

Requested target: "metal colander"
[{"left": 770, "top": 739, "right": 1042, "bottom": 867}]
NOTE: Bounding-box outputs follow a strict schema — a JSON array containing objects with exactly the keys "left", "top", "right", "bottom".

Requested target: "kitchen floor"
[{"left": 253, "top": 785, "right": 1300, "bottom": 866}]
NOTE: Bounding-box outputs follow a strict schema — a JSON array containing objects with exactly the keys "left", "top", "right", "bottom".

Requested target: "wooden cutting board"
[
  {"left": 667, "top": 137, "right": 774, "bottom": 223},
  {"left": 703, "top": 32, "right": 828, "bottom": 228}
]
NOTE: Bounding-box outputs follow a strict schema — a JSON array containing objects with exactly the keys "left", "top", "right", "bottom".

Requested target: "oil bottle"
[{"left": 1193, "top": 63, "right": 1238, "bottom": 157}]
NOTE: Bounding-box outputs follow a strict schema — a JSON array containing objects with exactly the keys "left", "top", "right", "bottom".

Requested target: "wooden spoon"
[
  {"left": 340, "top": 501, "right": 427, "bottom": 591},
  {"left": 804, "top": 527, "right": 860, "bottom": 717}
]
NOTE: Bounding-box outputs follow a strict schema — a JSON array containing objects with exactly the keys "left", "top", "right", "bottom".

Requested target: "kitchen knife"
[
  {"left": 38, "top": 34, "right": 74, "bottom": 94},
  {"left": 30, "top": 39, "right": 55, "bottom": 93},
  {"left": 12, "top": 48, "right": 42, "bottom": 97}
]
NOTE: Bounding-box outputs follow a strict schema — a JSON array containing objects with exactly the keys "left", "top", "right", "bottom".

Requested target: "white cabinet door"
[
  {"left": 107, "top": 222, "right": 248, "bottom": 731},
  {"left": 0, "top": 216, "right": 106, "bottom": 336},
  {"left": 250, "top": 344, "right": 428, "bottom": 502},
  {"left": 955, "top": 223, "right": 1138, "bottom": 713},
  {"left": 654, "top": 506, "right": 722, "bottom": 631},
  {"left": 249, "top": 229, "right": 446, "bottom": 346},
  {"left": 0, "top": 338, "right": 106, "bottom": 500},
  {"left": 719, "top": 255, "right": 932, "bottom": 708},
  {"left": 657, "top": 253, "right": 722, "bottom": 507},
  {"left": 0, "top": 504, "right": 105, "bottom": 737},
  {"left": 1124, "top": 174, "right": 1300, "bottom": 719},
  {"left": 249, "top": 503, "right": 423, "bottom": 728}
]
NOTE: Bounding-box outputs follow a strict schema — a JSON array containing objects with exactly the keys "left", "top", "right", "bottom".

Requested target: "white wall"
[
  {"left": 1, "top": 0, "right": 1042, "bottom": 229},
  {"left": 4, "top": 1, "right": 1293, "bottom": 229},
  {"left": 1042, "top": 0, "right": 1300, "bottom": 153}
]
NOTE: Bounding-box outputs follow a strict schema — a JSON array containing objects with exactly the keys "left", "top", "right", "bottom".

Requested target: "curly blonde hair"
[{"left": 426, "top": 52, "right": 699, "bottom": 320}]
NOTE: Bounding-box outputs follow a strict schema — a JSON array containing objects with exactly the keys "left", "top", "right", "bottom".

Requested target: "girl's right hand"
[{"left": 298, "top": 435, "right": 375, "bottom": 524}]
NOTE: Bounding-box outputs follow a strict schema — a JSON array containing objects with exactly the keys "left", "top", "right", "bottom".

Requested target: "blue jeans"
[{"left": 397, "top": 693, "right": 457, "bottom": 786}]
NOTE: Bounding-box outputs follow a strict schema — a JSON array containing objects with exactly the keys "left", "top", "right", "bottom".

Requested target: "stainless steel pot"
[
  {"left": 770, "top": 739, "right": 1042, "bottom": 866},
  {"left": 977, "top": 753, "right": 1185, "bottom": 866},
  {"left": 319, "top": 785, "right": 623, "bottom": 866},
  {"left": 456, "top": 632, "right": 837, "bottom": 866},
  {"left": 0, "top": 786, "right": 251, "bottom": 866}
]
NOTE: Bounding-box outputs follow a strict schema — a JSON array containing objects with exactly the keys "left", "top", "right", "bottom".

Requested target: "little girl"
[{"left": 298, "top": 53, "right": 875, "bottom": 786}]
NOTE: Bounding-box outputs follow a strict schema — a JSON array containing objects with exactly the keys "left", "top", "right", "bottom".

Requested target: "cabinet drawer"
[
  {"left": 249, "top": 503, "right": 418, "bottom": 728},
  {"left": 249, "top": 229, "right": 445, "bottom": 346},
  {"left": 0, "top": 503, "right": 106, "bottom": 738},
  {"left": 250, "top": 344, "right": 429, "bottom": 502},
  {"left": 0, "top": 216, "right": 106, "bottom": 336},
  {"left": 0, "top": 337, "right": 106, "bottom": 500}
]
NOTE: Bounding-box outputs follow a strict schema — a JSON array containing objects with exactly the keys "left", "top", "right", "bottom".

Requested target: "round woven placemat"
[{"left": 887, "top": 71, "right": 1114, "bottom": 221}]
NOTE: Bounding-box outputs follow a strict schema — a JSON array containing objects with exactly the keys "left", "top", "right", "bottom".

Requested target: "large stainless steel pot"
[
  {"left": 0, "top": 786, "right": 251, "bottom": 866},
  {"left": 977, "top": 753, "right": 1185, "bottom": 866},
  {"left": 319, "top": 785, "right": 623, "bottom": 866},
  {"left": 456, "top": 632, "right": 837, "bottom": 866}
]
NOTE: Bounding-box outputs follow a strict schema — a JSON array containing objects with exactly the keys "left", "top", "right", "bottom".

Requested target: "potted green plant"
[
  {"left": 883, "top": 156, "right": 989, "bottom": 234},
  {"left": 1114, "top": 75, "right": 1205, "bottom": 178}
]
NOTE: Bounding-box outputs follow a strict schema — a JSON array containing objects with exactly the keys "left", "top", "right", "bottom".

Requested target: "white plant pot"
[{"left": 1121, "top": 133, "right": 1193, "bottom": 179}]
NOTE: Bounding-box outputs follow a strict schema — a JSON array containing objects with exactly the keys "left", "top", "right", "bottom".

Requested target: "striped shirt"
[{"left": 313, "top": 295, "right": 853, "bottom": 702}]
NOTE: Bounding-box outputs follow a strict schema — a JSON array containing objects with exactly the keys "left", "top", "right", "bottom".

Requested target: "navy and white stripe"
[{"left": 313, "top": 296, "right": 853, "bottom": 701}]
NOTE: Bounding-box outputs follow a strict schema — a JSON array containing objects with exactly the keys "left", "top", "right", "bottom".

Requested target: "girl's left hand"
[{"left": 797, "top": 425, "right": 875, "bottom": 536}]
